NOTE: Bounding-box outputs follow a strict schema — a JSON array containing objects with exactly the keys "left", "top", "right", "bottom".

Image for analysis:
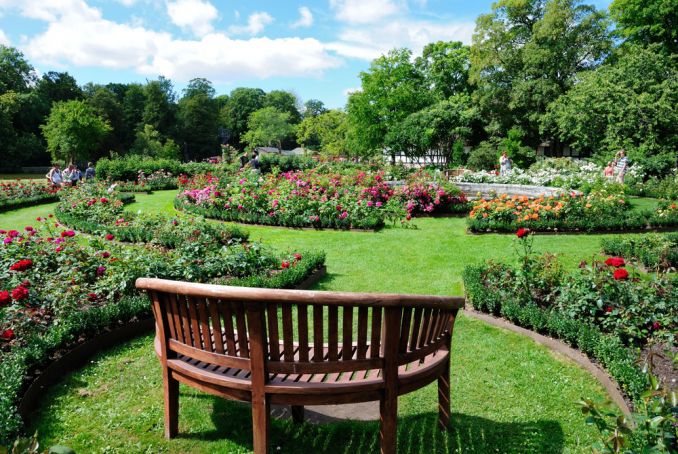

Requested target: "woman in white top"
[
  {"left": 499, "top": 151, "right": 511, "bottom": 175},
  {"left": 47, "top": 164, "right": 63, "bottom": 188}
]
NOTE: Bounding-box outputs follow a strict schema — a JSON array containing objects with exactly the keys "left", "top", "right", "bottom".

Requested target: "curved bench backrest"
[{"left": 137, "top": 278, "right": 465, "bottom": 378}]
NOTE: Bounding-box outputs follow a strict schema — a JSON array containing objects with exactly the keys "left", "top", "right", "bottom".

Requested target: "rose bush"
[
  {"left": 0, "top": 219, "right": 325, "bottom": 443},
  {"left": 601, "top": 233, "right": 678, "bottom": 271},
  {"left": 0, "top": 180, "right": 60, "bottom": 211},
  {"left": 176, "top": 169, "right": 468, "bottom": 229}
]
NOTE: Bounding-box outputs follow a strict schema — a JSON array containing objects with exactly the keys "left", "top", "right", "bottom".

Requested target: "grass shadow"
[{"left": 177, "top": 398, "right": 564, "bottom": 453}]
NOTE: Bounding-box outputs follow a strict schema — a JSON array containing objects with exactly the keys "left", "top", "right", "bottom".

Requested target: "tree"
[
  {"left": 242, "top": 107, "right": 295, "bottom": 150},
  {"left": 470, "top": 0, "right": 611, "bottom": 145},
  {"left": 297, "top": 109, "right": 348, "bottom": 156},
  {"left": 142, "top": 76, "right": 177, "bottom": 140},
  {"left": 385, "top": 94, "right": 477, "bottom": 164},
  {"left": 132, "top": 124, "right": 181, "bottom": 160},
  {"left": 41, "top": 100, "right": 111, "bottom": 163},
  {"left": 347, "top": 48, "right": 430, "bottom": 160},
  {"left": 264, "top": 90, "right": 302, "bottom": 124},
  {"left": 415, "top": 41, "right": 471, "bottom": 100},
  {"left": 221, "top": 87, "right": 265, "bottom": 148},
  {"left": 122, "top": 84, "right": 146, "bottom": 149},
  {"left": 0, "top": 45, "right": 36, "bottom": 94},
  {"left": 35, "top": 72, "right": 82, "bottom": 104},
  {"left": 610, "top": 0, "right": 678, "bottom": 55},
  {"left": 85, "top": 85, "right": 124, "bottom": 153},
  {"left": 302, "top": 99, "right": 326, "bottom": 118},
  {"left": 543, "top": 45, "right": 678, "bottom": 176},
  {"left": 177, "top": 78, "right": 219, "bottom": 161}
]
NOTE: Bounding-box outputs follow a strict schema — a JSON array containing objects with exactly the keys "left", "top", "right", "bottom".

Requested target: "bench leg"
[
  {"left": 379, "top": 393, "right": 398, "bottom": 454},
  {"left": 251, "top": 397, "right": 270, "bottom": 454},
  {"left": 438, "top": 359, "right": 451, "bottom": 431},
  {"left": 163, "top": 369, "right": 179, "bottom": 439},
  {"left": 291, "top": 405, "right": 304, "bottom": 424}
]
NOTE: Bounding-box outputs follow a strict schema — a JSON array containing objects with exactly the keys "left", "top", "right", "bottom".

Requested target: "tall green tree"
[
  {"left": 415, "top": 41, "right": 471, "bottom": 100},
  {"left": 142, "top": 76, "right": 176, "bottom": 140},
  {"left": 242, "top": 107, "right": 295, "bottom": 150},
  {"left": 0, "top": 45, "right": 35, "bottom": 94},
  {"left": 610, "top": 0, "right": 678, "bottom": 55},
  {"left": 41, "top": 100, "right": 111, "bottom": 163},
  {"left": 85, "top": 84, "right": 124, "bottom": 153},
  {"left": 221, "top": 87, "right": 266, "bottom": 148},
  {"left": 177, "top": 78, "right": 219, "bottom": 161},
  {"left": 132, "top": 124, "right": 181, "bottom": 160},
  {"left": 297, "top": 109, "right": 348, "bottom": 155},
  {"left": 544, "top": 45, "right": 678, "bottom": 176},
  {"left": 347, "top": 48, "right": 429, "bottom": 160},
  {"left": 470, "top": 0, "right": 611, "bottom": 145},
  {"left": 121, "top": 83, "right": 146, "bottom": 149},
  {"left": 302, "top": 99, "right": 326, "bottom": 118},
  {"left": 264, "top": 90, "right": 302, "bottom": 124}
]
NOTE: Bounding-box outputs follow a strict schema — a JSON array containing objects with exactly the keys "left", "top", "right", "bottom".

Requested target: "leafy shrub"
[
  {"left": 0, "top": 181, "right": 60, "bottom": 212},
  {"left": 258, "top": 154, "right": 316, "bottom": 173},
  {"left": 628, "top": 171, "right": 678, "bottom": 199},
  {"left": 95, "top": 156, "right": 219, "bottom": 182},
  {"left": 601, "top": 234, "right": 678, "bottom": 271},
  {"left": 466, "top": 139, "right": 500, "bottom": 171}
]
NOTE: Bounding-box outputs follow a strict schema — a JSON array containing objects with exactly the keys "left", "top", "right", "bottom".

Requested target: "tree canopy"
[{"left": 242, "top": 107, "right": 295, "bottom": 150}]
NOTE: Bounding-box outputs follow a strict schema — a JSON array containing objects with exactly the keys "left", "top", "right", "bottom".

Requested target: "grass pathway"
[{"left": 1, "top": 190, "right": 642, "bottom": 452}]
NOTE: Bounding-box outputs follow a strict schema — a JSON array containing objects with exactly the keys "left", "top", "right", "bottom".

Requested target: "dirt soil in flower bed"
[{"left": 643, "top": 342, "right": 677, "bottom": 389}]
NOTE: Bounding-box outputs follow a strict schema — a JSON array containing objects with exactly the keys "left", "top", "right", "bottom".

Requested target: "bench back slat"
[{"left": 139, "top": 279, "right": 464, "bottom": 379}]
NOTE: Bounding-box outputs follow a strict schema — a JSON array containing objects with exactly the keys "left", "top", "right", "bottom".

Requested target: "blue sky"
[{"left": 0, "top": 0, "right": 612, "bottom": 108}]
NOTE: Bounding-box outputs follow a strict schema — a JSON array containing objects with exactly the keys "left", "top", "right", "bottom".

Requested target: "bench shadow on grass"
[{"left": 178, "top": 398, "right": 564, "bottom": 454}]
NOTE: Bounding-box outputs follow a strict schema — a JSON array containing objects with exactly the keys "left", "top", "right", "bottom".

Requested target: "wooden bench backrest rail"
[{"left": 138, "top": 278, "right": 464, "bottom": 376}]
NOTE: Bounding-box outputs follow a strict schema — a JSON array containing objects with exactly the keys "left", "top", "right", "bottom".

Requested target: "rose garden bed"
[
  {"left": 0, "top": 190, "right": 325, "bottom": 443},
  {"left": 0, "top": 181, "right": 60, "bottom": 212}
]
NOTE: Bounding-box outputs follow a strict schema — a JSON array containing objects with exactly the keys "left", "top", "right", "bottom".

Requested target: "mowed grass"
[
  {"left": 0, "top": 174, "right": 44, "bottom": 181},
  {"left": 5, "top": 190, "right": 631, "bottom": 452}
]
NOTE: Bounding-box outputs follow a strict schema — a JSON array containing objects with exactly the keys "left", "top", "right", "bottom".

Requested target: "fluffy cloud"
[
  {"left": 20, "top": 3, "right": 339, "bottom": 81},
  {"left": 228, "top": 12, "right": 274, "bottom": 36},
  {"left": 330, "top": 0, "right": 401, "bottom": 24},
  {"left": 330, "top": 19, "right": 475, "bottom": 60},
  {"left": 0, "top": 29, "right": 9, "bottom": 45},
  {"left": 0, "top": 0, "right": 97, "bottom": 22},
  {"left": 166, "top": 0, "right": 218, "bottom": 37},
  {"left": 292, "top": 6, "right": 313, "bottom": 28}
]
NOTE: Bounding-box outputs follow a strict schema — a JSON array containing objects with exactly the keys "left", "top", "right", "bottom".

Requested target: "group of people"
[
  {"left": 603, "top": 150, "right": 628, "bottom": 183},
  {"left": 239, "top": 150, "right": 260, "bottom": 170},
  {"left": 46, "top": 162, "right": 96, "bottom": 188}
]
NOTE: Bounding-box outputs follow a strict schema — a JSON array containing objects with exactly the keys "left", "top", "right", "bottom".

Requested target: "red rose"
[
  {"left": 604, "top": 257, "right": 625, "bottom": 267},
  {"left": 8, "top": 230, "right": 19, "bottom": 238},
  {"left": 0, "top": 291, "right": 10, "bottom": 306},
  {"left": 100, "top": 197, "right": 108, "bottom": 203},
  {"left": 101, "top": 251, "right": 111, "bottom": 258},
  {"left": 516, "top": 228, "right": 530, "bottom": 238},
  {"left": 652, "top": 321, "right": 661, "bottom": 330},
  {"left": 293, "top": 253, "right": 302, "bottom": 261},
  {"left": 60, "top": 230, "right": 75, "bottom": 238},
  {"left": 613, "top": 268, "right": 629, "bottom": 280},
  {"left": 11, "top": 285, "right": 29, "bottom": 301},
  {"left": 281, "top": 261, "right": 290, "bottom": 269},
  {"left": 605, "top": 306, "right": 613, "bottom": 313},
  {"left": 105, "top": 234, "right": 115, "bottom": 241},
  {"left": 87, "top": 293, "right": 98, "bottom": 302},
  {"left": 0, "top": 329, "right": 14, "bottom": 341},
  {"left": 9, "top": 259, "right": 33, "bottom": 272}
]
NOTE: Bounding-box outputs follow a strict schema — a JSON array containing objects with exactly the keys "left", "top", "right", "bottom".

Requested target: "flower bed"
[
  {"left": 109, "top": 170, "right": 179, "bottom": 192},
  {"left": 601, "top": 233, "right": 678, "bottom": 272},
  {"left": 176, "top": 169, "right": 468, "bottom": 229},
  {"left": 0, "top": 180, "right": 60, "bottom": 212},
  {"left": 467, "top": 189, "right": 678, "bottom": 233},
  {"left": 55, "top": 184, "right": 248, "bottom": 248},
  {"left": 0, "top": 219, "right": 325, "bottom": 443},
  {"left": 463, "top": 231, "right": 676, "bottom": 403}
]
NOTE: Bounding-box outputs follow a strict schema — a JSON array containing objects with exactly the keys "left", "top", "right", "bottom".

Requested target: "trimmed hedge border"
[
  {"left": 0, "top": 195, "right": 59, "bottom": 213},
  {"left": 174, "top": 198, "right": 382, "bottom": 232},
  {"left": 463, "top": 265, "right": 648, "bottom": 406}
]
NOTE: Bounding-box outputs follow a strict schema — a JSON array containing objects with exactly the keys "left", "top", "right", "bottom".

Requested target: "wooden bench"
[{"left": 136, "top": 278, "right": 464, "bottom": 454}]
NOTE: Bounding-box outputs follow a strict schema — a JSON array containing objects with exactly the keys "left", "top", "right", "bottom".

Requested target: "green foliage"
[
  {"left": 466, "top": 139, "right": 500, "bottom": 171},
  {"left": 257, "top": 154, "right": 316, "bottom": 173},
  {"left": 220, "top": 87, "right": 265, "bottom": 149},
  {"left": 242, "top": 107, "right": 295, "bottom": 150},
  {"left": 579, "top": 370, "right": 677, "bottom": 453},
  {"left": 141, "top": 76, "right": 176, "bottom": 140},
  {"left": 41, "top": 100, "right": 111, "bottom": 163},
  {"left": 177, "top": 78, "right": 220, "bottom": 161},
  {"left": 609, "top": 0, "right": 678, "bottom": 55},
  {"left": 0, "top": 45, "right": 36, "bottom": 94},
  {"left": 414, "top": 41, "right": 471, "bottom": 100},
  {"left": 601, "top": 233, "right": 678, "bottom": 271},
  {"left": 131, "top": 124, "right": 181, "bottom": 160},
  {"left": 263, "top": 90, "right": 301, "bottom": 125},
  {"left": 503, "top": 127, "right": 535, "bottom": 169},
  {"left": 296, "top": 109, "right": 348, "bottom": 156},
  {"left": 302, "top": 99, "right": 326, "bottom": 118},
  {"left": 471, "top": 0, "right": 611, "bottom": 142},
  {"left": 544, "top": 46, "right": 678, "bottom": 177},
  {"left": 95, "top": 155, "right": 183, "bottom": 181}
]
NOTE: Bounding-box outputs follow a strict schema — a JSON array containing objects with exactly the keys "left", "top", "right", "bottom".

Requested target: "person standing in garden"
[
  {"left": 70, "top": 165, "right": 82, "bottom": 186},
  {"left": 614, "top": 150, "right": 628, "bottom": 183},
  {"left": 85, "top": 162, "right": 96, "bottom": 181},
  {"left": 46, "top": 163, "right": 63, "bottom": 188},
  {"left": 499, "top": 151, "right": 511, "bottom": 175}
]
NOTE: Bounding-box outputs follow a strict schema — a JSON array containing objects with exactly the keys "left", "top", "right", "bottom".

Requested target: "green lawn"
[
  {"left": 4, "top": 190, "right": 633, "bottom": 452},
  {"left": 0, "top": 174, "right": 44, "bottom": 181}
]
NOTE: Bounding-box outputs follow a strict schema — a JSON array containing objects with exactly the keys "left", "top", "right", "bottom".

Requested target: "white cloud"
[
  {"left": 0, "top": 29, "right": 9, "bottom": 45},
  {"left": 166, "top": 0, "right": 218, "bottom": 37},
  {"left": 330, "top": 0, "right": 400, "bottom": 24},
  {"left": 229, "top": 11, "right": 273, "bottom": 36},
  {"left": 330, "top": 19, "right": 475, "bottom": 60},
  {"left": 343, "top": 87, "right": 361, "bottom": 96},
  {"left": 0, "top": 0, "right": 98, "bottom": 22},
  {"left": 18, "top": 2, "right": 339, "bottom": 82},
  {"left": 292, "top": 6, "right": 313, "bottom": 28}
]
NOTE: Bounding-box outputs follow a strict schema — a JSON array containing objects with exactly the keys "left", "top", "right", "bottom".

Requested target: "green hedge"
[
  {"left": 95, "top": 156, "right": 218, "bottom": 182},
  {"left": 600, "top": 233, "right": 678, "bottom": 271},
  {"left": 463, "top": 265, "right": 647, "bottom": 401},
  {"left": 0, "top": 194, "right": 59, "bottom": 212}
]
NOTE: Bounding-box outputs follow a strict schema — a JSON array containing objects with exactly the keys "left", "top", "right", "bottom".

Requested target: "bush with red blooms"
[{"left": 0, "top": 180, "right": 60, "bottom": 211}]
